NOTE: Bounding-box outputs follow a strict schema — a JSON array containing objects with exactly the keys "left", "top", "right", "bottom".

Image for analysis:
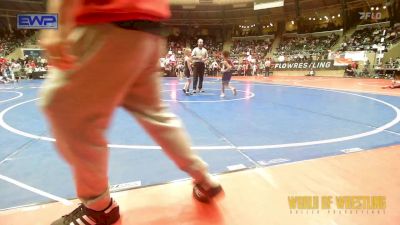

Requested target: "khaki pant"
[{"left": 40, "top": 24, "right": 211, "bottom": 209}]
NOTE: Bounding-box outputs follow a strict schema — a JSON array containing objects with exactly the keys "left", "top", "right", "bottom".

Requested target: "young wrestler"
[
  {"left": 220, "top": 51, "right": 237, "bottom": 97},
  {"left": 182, "top": 48, "right": 193, "bottom": 95}
]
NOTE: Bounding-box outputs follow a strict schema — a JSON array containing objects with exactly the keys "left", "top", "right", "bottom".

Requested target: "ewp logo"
[{"left": 17, "top": 14, "right": 58, "bottom": 29}]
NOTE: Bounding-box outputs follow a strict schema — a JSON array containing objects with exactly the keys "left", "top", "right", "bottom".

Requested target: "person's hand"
[{"left": 39, "top": 30, "right": 76, "bottom": 71}]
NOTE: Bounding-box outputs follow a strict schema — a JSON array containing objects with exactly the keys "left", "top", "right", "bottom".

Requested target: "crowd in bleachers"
[
  {"left": 276, "top": 33, "right": 339, "bottom": 62},
  {"left": 163, "top": 35, "right": 276, "bottom": 77},
  {"left": 231, "top": 39, "right": 272, "bottom": 57},
  {"left": 1, "top": 22, "right": 398, "bottom": 82},
  {"left": 387, "top": 57, "right": 400, "bottom": 68},
  {"left": 340, "top": 25, "right": 400, "bottom": 51},
  {"left": 167, "top": 35, "right": 223, "bottom": 55},
  {"left": 0, "top": 56, "right": 48, "bottom": 83},
  {"left": 0, "top": 30, "right": 35, "bottom": 57},
  {"left": 229, "top": 44, "right": 275, "bottom": 76}
]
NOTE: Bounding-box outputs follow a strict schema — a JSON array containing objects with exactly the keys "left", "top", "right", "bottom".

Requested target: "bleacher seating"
[
  {"left": 276, "top": 33, "right": 339, "bottom": 61},
  {"left": 0, "top": 30, "right": 35, "bottom": 57},
  {"left": 340, "top": 25, "right": 400, "bottom": 51},
  {"left": 231, "top": 39, "right": 272, "bottom": 57}
]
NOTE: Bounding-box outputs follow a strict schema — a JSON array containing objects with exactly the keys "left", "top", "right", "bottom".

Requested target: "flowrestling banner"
[{"left": 273, "top": 60, "right": 335, "bottom": 70}]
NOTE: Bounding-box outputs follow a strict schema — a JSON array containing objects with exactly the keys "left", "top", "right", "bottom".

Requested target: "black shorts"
[
  {"left": 184, "top": 70, "right": 191, "bottom": 78},
  {"left": 222, "top": 71, "right": 232, "bottom": 82}
]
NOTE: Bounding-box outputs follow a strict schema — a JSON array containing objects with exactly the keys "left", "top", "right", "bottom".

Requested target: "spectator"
[
  {"left": 344, "top": 64, "right": 355, "bottom": 77},
  {"left": 306, "top": 67, "right": 316, "bottom": 76},
  {"left": 210, "top": 60, "right": 219, "bottom": 76},
  {"left": 264, "top": 57, "right": 272, "bottom": 77}
]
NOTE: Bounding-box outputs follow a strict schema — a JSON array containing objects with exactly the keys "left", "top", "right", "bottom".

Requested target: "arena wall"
[{"left": 272, "top": 70, "right": 345, "bottom": 77}]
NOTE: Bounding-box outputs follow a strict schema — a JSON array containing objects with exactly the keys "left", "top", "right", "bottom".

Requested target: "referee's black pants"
[{"left": 193, "top": 62, "right": 205, "bottom": 91}]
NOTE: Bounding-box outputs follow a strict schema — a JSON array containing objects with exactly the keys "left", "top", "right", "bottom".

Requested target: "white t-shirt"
[{"left": 11, "top": 62, "right": 21, "bottom": 72}]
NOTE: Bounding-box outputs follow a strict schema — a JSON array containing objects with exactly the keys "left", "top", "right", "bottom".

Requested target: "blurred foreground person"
[{"left": 39, "top": 1, "right": 223, "bottom": 224}]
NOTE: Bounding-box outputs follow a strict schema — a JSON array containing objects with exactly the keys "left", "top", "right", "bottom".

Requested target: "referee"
[{"left": 192, "top": 39, "right": 208, "bottom": 93}]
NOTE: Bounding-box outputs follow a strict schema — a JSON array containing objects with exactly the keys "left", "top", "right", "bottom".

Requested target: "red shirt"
[
  {"left": 75, "top": 0, "right": 171, "bottom": 25},
  {"left": 351, "top": 62, "right": 357, "bottom": 69},
  {"left": 29, "top": 61, "right": 36, "bottom": 68}
]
